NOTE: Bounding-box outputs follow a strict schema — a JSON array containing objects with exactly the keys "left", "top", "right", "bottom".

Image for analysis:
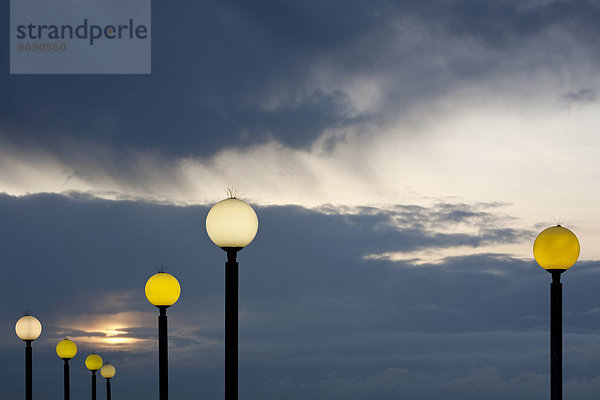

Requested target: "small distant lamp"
[
  {"left": 85, "top": 354, "right": 103, "bottom": 400},
  {"left": 533, "top": 225, "right": 580, "bottom": 400},
  {"left": 56, "top": 339, "right": 77, "bottom": 400},
  {"left": 206, "top": 197, "right": 258, "bottom": 400},
  {"left": 100, "top": 364, "right": 116, "bottom": 400},
  {"left": 15, "top": 315, "right": 42, "bottom": 400},
  {"left": 145, "top": 272, "right": 181, "bottom": 400}
]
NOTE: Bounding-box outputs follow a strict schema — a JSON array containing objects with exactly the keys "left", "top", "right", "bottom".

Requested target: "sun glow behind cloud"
[
  {"left": 1, "top": 80, "right": 600, "bottom": 258},
  {"left": 1, "top": 92, "right": 598, "bottom": 206},
  {"left": 53, "top": 310, "right": 155, "bottom": 351},
  {"left": 63, "top": 328, "right": 147, "bottom": 348},
  {"left": 45, "top": 291, "right": 226, "bottom": 363}
]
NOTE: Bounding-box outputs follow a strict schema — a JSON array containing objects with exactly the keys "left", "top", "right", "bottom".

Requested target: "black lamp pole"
[
  {"left": 106, "top": 378, "right": 112, "bottom": 400},
  {"left": 63, "top": 359, "right": 70, "bottom": 400},
  {"left": 91, "top": 370, "right": 97, "bottom": 400},
  {"left": 550, "top": 269, "right": 565, "bottom": 400},
  {"left": 25, "top": 340, "right": 32, "bottom": 400},
  {"left": 224, "top": 247, "right": 241, "bottom": 400},
  {"left": 158, "top": 306, "right": 169, "bottom": 400},
  {"left": 206, "top": 197, "right": 258, "bottom": 400}
]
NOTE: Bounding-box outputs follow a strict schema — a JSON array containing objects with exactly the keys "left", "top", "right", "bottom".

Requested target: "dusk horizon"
[{"left": 3, "top": 1, "right": 600, "bottom": 399}]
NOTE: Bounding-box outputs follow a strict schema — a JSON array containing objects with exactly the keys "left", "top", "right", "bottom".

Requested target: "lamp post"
[
  {"left": 85, "top": 354, "right": 103, "bottom": 400},
  {"left": 100, "top": 364, "right": 116, "bottom": 400},
  {"left": 56, "top": 339, "right": 77, "bottom": 400},
  {"left": 145, "top": 272, "right": 181, "bottom": 400},
  {"left": 533, "top": 225, "right": 580, "bottom": 400},
  {"left": 15, "top": 315, "right": 42, "bottom": 400},
  {"left": 206, "top": 197, "right": 258, "bottom": 400}
]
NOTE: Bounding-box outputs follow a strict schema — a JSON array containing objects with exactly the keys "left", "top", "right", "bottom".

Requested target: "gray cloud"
[
  {"left": 314, "top": 202, "right": 530, "bottom": 253},
  {"left": 563, "top": 88, "right": 598, "bottom": 105},
  {"left": 3, "top": 2, "right": 600, "bottom": 398},
  {"left": 1, "top": 193, "right": 599, "bottom": 399},
  {"left": 3, "top": 1, "right": 600, "bottom": 162}
]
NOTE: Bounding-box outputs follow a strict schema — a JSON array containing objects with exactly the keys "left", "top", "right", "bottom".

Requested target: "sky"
[{"left": 2, "top": 0, "right": 600, "bottom": 399}]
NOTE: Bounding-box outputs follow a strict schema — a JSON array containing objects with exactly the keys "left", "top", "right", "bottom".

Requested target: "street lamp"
[
  {"left": 100, "top": 364, "right": 116, "bottom": 400},
  {"left": 145, "top": 272, "right": 181, "bottom": 400},
  {"left": 85, "top": 354, "right": 103, "bottom": 400},
  {"left": 15, "top": 315, "right": 42, "bottom": 400},
  {"left": 206, "top": 197, "right": 258, "bottom": 400},
  {"left": 533, "top": 225, "right": 580, "bottom": 400},
  {"left": 56, "top": 339, "right": 77, "bottom": 400}
]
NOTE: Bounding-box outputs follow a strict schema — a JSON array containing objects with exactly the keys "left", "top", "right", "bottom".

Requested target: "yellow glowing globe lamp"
[
  {"left": 533, "top": 225, "right": 580, "bottom": 270},
  {"left": 206, "top": 198, "right": 258, "bottom": 248},
  {"left": 56, "top": 339, "right": 77, "bottom": 360},
  {"left": 145, "top": 272, "right": 181, "bottom": 307},
  {"left": 100, "top": 363, "right": 116, "bottom": 379},
  {"left": 85, "top": 354, "right": 103, "bottom": 371},
  {"left": 15, "top": 315, "right": 42, "bottom": 341}
]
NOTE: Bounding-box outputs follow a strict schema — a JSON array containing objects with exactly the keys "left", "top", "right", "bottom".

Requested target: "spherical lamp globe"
[
  {"left": 533, "top": 225, "right": 580, "bottom": 270},
  {"left": 206, "top": 198, "right": 258, "bottom": 249},
  {"left": 85, "top": 354, "right": 103, "bottom": 371},
  {"left": 56, "top": 339, "right": 77, "bottom": 360},
  {"left": 100, "top": 363, "right": 116, "bottom": 379},
  {"left": 15, "top": 315, "right": 42, "bottom": 341},
  {"left": 145, "top": 272, "right": 181, "bottom": 307}
]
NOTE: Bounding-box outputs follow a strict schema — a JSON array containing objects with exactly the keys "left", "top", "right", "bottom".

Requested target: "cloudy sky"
[{"left": 3, "top": 1, "right": 600, "bottom": 399}]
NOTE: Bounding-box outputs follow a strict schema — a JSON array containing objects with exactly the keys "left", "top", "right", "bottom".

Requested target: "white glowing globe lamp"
[
  {"left": 101, "top": 363, "right": 116, "bottom": 379},
  {"left": 15, "top": 315, "right": 42, "bottom": 341},
  {"left": 206, "top": 198, "right": 258, "bottom": 248}
]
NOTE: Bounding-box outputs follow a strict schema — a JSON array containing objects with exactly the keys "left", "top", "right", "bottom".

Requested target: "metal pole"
[
  {"left": 64, "top": 359, "right": 70, "bottom": 400},
  {"left": 91, "top": 370, "right": 97, "bottom": 400},
  {"left": 158, "top": 306, "right": 168, "bottom": 400},
  {"left": 25, "top": 340, "right": 32, "bottom": 400},
  {"left": 106, "top": 378, "right": 111, "bottom": 400},
  {"left": 550, "top": 270, "right": 564, "bottom": 400},
  {"left": 225, "top": 249, "right": 239, "bottom": 400}
]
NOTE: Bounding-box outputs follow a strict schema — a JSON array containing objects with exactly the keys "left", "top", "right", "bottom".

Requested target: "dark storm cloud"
[
  {"left": 413, "top": 1, "right": 600, "bottom": 47},
  {"left": 2, "top": 193, "right": 599, "bottom": 399},
  {"left": 3, "top": 1, "right": 600, "bottom": 161},
  {"left": 0, "top": 0, "right": 380, "bottom": 156}
]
